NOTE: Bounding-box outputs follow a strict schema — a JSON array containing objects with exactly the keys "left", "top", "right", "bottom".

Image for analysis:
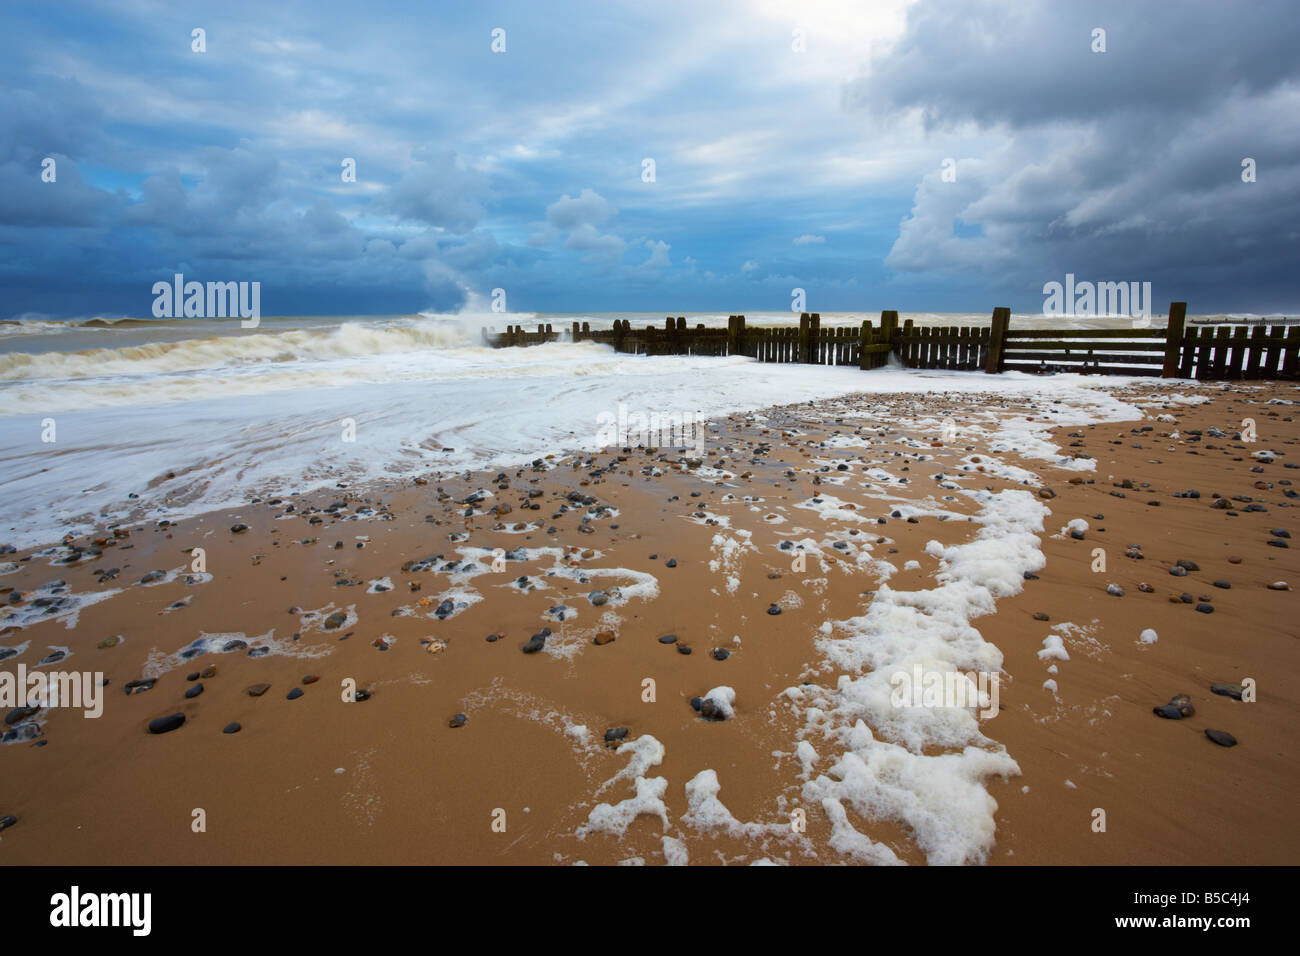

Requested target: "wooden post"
[
  {"left": 571, "top": 321, "right": 580, "bottom": 341},
  {"left": 986, "top": 307, "right": 1010, "bottom": 374},
  {"left": 797, "top": 313, "right": 810, "bottom": 364},
  {"left": 1162, "top": 302, "right": 1187, "bottom": 378},
  {"left": 876, "top": 310, "right": 897, "bottom": 364},
  {"left": 808, "top": 312, "right": 821, "bottom": 363}
]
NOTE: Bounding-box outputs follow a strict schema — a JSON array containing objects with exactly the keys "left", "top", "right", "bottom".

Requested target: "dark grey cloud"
[{"left": 849, "top": 0, "right": 1300, "bottom": 311}]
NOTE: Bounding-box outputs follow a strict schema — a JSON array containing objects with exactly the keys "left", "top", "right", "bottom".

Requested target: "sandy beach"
[{"left": 3, "top": 376, "right": 1295, "bottom": 866}]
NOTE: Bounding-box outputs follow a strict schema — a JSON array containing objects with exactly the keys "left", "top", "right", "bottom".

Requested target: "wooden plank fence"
[{"left": 484, "top": 303, "right": 1300, "bottom": 381}]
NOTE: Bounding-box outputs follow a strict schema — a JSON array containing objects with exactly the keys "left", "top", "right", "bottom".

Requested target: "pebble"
[
  {"left": 1169, "top": 565, "right": 1187, "bottom": 577},
  {"left": 1152, "top": 693, "right": 1194, "bottom": 719},
  {"left": 1204, "top": 729, "right": 1238, "bottom": 747},
  {"left": 184, "top": 683, "right": 203, "bottom": 699},
  {"left": 589, "top": 590, "right": 609, "bottom": 606},
  {"left": 97, "top": 635, "right": 122, "bottom": 649},
  {"left": 1195, "top": 603, "right": 1215, "bottom": 614},
  {"left": 287, "top": 688, "right": 304, "bottom": 700},
  {"left": 448, "top": 713, "right": 467, "bottom": 728},
  {"left": 247, "top": 683, "right": 271, "bottom": 697},
  {"left": 665, "top": 559, "right": 677, "bottom": 568},
  {"left": 522, "top": 632, "right": 547, "bottom": 654},
  {"left": 1176, "top": 559, "right": 1200, "bottom": 572},
  {"left": 767, "top": 604, "right": 782, "bottom": 615},
  {"left": 676, "top": 644, "right": 692, "bottom": 655},
  {"left": 1106, "top": 584, "right": 1123, "bottom": 596},
  {"left": 1210, "top": 682, "right": 1244, "bottom": 700},
  {"left": 1212, "top": 580, "right": 1231, "bottom": 589},
  {"left": 603, "top": 727, "right": 628, "bottom": 744},
  {"left": 0, "top": 815, "right": 16, "bottom": 832},
  {"left": 5, "top": 706, "right": 39, "bottom": 725},
  {"left": 323, "top": 612, "right": 347, "bottom": 630},
  {"left": 222, "top": 722, "right": 241, "bottom": 734},
  {"left": 302, "top": 675, "right": 319, "bottom": 684},
  {"left": 124, "top": 678, "right": 156, "bottom": 695},
  {"left": 1267, "top": 581, "right": 1290, "bottom": 590},
  {"left": 658, "top": 634, "right": 677, "bottom": 644},
  {"left": 712, "top": 648, "right": 730, "bottom": 660},
  {"left": 148, "top": 713, "right": 185, "bottom": 734},
  {"left": 700, "top": 698, "right": 728, "bottom": 721},
  {"left": 593, "top": 631, "right": 616, "bottom": 645}
]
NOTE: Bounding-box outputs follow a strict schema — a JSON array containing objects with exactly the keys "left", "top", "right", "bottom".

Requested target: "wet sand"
[{"left": 1, "top": 380, "right": 1297, "bottom": 865}]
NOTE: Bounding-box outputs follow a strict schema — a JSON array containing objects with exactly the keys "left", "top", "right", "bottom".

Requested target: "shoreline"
[{"left": 1, "top": 379, "right": 1297, "bottom": 865}]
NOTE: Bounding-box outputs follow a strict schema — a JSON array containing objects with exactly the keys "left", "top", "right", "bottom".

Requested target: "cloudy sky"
[{"left": 2, "top": 0, "right": 1297, "bottom": 318}]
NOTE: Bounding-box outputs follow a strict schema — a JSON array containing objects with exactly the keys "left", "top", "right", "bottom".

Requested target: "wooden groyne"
[{"left": 484, "top": 304, "right": 1300, "bottom": 381}]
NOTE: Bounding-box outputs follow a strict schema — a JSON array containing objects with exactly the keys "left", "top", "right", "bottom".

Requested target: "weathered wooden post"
[
  {"left": 571, "top": 321, "right": 580, "bottom": 341},
  {"left": 613, "top": 319, "right": 626, "bottom": 352},
  {"left": 986, "top": 307, "right": 1010, "bottom": 374},
  {"left": 808, "top": 312, "right": 821, "bottom": 364},
  {"left": 879, "top": 310, "right": 899, "bottom": 363},
  {"left": 797, "top": 313, "right": 810, "bottom": 364},
  {"left": 1161, "top": 301, "right": 1187, "bottom": 378},
  {"left": 858, "top": 320, "right": 870, "bottom": 370},
  {"left": 732, "top": 314, "right": 747, "bottom": 356}
]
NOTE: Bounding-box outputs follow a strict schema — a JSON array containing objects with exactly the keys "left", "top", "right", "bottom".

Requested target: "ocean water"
[{"left": 0, "top": 309, "right": 1186, "bottom": 549}]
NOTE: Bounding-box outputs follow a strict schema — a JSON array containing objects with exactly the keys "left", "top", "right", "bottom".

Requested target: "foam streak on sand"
[{"left": 779, "top": 389, "right": 1143, "bottom": 865}]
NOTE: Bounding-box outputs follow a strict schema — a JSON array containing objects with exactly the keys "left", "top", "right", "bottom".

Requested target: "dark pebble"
[
  {"left": 658, "top": 634, "right": 677, "bottom": 644},
  {"left": 286, "top": 687, "right": 304, "bottom": 700},
  {"left": 222, "top": 722, "right": 241, "bottom": 734},
  {"left": 1210, "top": 682, "right": 1244, "bottom": 700},
  {"left": 148, "top": 713, "right": 185, "bottom": 734},
  {"left": 767, "top": 604, "right": 782, "bottom": 615},
  {"left": 1195, "top": 603, "right": 1214, "bottom": 614},
  {"left": 1204, "top": 729, "right": 1238, "bottom": 747},
  {"left": 448, "top": 713, "right": 467, "bottom": 728},
  {"left": 184, "top": 683, "right": 203, "bottom": 699}
]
